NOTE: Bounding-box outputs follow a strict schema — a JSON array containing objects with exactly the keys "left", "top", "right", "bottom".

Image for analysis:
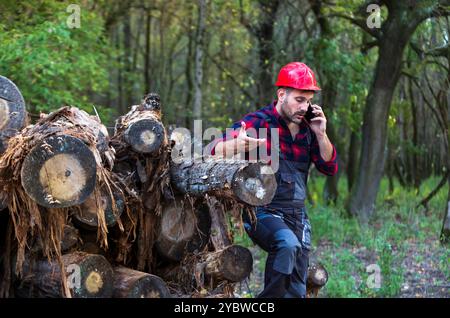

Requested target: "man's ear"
[{"left": 277, "top": 88, "right": 286, "bottom": 102}]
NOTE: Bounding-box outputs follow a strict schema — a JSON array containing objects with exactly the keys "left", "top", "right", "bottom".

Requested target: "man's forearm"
[{"left": 316, "top": 133, "right": 334, "bottom": 162}]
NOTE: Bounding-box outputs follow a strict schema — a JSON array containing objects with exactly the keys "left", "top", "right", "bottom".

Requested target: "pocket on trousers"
[
  {"left": 301, "top": 219, "right": 312, "bottom": 250},
  {"left": 275, "top": 173, "right": 295, "bottom": 201}
]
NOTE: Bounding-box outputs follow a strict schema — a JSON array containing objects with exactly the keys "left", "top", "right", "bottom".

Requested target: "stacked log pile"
[{"left": 0, "top": 76, "right": 328, "bottom": 298}]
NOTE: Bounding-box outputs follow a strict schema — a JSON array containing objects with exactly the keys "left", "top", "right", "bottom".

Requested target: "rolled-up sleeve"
[{"left": 310, "top": 137, "right": 338, "bottom": 176}]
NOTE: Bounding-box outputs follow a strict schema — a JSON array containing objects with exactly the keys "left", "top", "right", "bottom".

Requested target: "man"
[{"left": 206, "top": 62, "right": 338, "bottom": 298}]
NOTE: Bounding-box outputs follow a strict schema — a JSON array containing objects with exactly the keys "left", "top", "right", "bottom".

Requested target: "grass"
[{"left": 234, "top": 174, "right": 449, "bottom": 298}]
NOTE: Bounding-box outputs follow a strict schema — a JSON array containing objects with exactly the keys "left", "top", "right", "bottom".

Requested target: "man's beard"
[{"left": 281, "top": 100, "right": 305, "bottom": 124}]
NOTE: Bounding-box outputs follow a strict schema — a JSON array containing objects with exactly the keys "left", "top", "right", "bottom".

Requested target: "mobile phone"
[{"left": 305, "top": 103, "right": 315, "bottom": 123}]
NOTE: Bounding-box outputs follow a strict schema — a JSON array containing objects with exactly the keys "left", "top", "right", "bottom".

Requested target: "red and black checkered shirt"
[{"left": 206, "top": 101, "right": 338, "bottom": 176}]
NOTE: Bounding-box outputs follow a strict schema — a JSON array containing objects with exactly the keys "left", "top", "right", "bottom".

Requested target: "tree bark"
[
  {"left": 0, "top": 191, "right": 6, "bottom": 211},
  {"left": 113, "top": 267, "right": 171, "bottom": 298},
  {"left": 206, "top": 196, "right": 232, "bottom": 250},
  {"left": 170, "top": 159, "right": 277, "bottom": 206},
  {"left": 193, "top": 0, "right": 206, "bottom": 121},
  {"left": 348, "top": 2, "right": 437, "bottom": 221},
  {"left": 14, "top": 252, "right": 114, "bottom": 298},
  {"left": 72, "top": 186, "right": 125, "bottom": 230},
  {"left": 123, "top": 10, "right": 133, "bottom": 109},
  {"left": 439, "top": 45, "right": 450, "bottom": 243},
  {"left": 309, "top": 0, "right": 340, "bottom": 205},
  {"left": 144, "top": 9, "right": 152, "bottom": 94},
  {"left": 239, "top": 0, "right": 280, "bottom": 106},
  {"left": 347, "top": 129, "right": 360, "bottom": 193},
  {"left": 31, "top": 224, "right": 80, "bottom": 254}
]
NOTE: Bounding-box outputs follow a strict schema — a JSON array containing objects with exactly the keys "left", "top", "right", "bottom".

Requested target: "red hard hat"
[{"left": 275, "top": 62, "right": 321, "bottom": 91}]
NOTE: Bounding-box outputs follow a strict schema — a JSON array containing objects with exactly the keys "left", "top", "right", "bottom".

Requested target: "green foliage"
[{"left": 0, "top": 2, "right": 112, "bottom": 120}]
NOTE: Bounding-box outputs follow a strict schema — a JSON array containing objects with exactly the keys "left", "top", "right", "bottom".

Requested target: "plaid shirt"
[{"left": 207, "top": 101, "right": 338, "bottom": 176}]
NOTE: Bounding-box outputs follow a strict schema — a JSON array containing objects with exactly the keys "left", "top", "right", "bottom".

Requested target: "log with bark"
[
  {"left": 155, "top": 197, "right": 211, "bottom": 262},
  {"left": 206, "top": 196, "right": 232, "bottom": 250},
  {"left": 0, "top": 191, "right": 6, "bottom": 211},
  {"left": 159, "top": 244, "right": 253, "bottom": 295},
  {"left": 204, "top": 245, "right": 253, "bottom": 283},
  {"left": 0, "top": 106, "right": 118, "bottom": 277},
  {"left": 306, "top": 263, "right": 328, "bottom": 298},
  {"left": 113, "top": 267, "right": 171, "bottom": 298},
  {"left": 170, "top": 159, "right": 277, "bottom": 206},
  {"left": 113, "top": 93, "right": 165, "bottom": 155},
  {"left": 0, "top": 76, "right": 28, "bottom": 154},
  {"left": 14, "top": 252, "right": 114, "bottom": 298},
  {"left": 72, "top": 186, "right": 125, "bottom": 230},
  {"left": 30, "top": 224, "right": 80, "bottom": 255}
]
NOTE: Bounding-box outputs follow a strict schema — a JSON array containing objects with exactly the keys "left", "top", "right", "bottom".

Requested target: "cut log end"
[
  {"left": 307, "top": 263, "right": 328, "bottom": 287},
  {"left": 206, "top": 245, "right": 253, "bottom": 282},
  {"left": 307, "top": 263, "right": 328, "bottom": 297},
  {"left": 232, "top": 163, "right": 277, "bottom": 206},
  {"left": 124, "top": 119, "right": 165, "bottom": 154},
  {"left": 113, "top": 267, "right": 171, "bottom": 298},
  {"left": 0, "top": 75, "right": 27, "bottom": 134},
  {"left": 0, "top": 98, "right": 9, "bottom": 131},
  {"left": 64, "top": 252, "right": 114, "bottom": 298},
  {"left": 156, "top": 198, "right": 210, "bottom": 261},
  {"left": 21, "top": 135, "right": 97, "bottom": 208},
  {"left": 15, "top": 252, "right": 114, "bottom": 298}
]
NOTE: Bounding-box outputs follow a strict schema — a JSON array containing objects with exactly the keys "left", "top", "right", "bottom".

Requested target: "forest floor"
[
  {"left": 236, "top": 238, "right": 449, "bottom": 298},
  {"left": 233, "top": 176, "right": 449, "bottom": 298}
]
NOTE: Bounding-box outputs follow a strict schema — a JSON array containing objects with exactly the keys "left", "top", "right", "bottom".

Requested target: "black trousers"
[{"left": 244, "top": 207, "right": 311, "bottom": 298}]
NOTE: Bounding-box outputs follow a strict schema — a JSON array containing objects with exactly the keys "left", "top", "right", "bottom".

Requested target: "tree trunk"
[
  {"left": 347, "top": 129, "right": 360, "bottom": 193},
  {"left": 440, "top": 48, "right": 450, "bottom": 244},
  {"left": 123, "top": 10, "right": 133, "bottom": 108},
  {"left": 193, "top": 0, "right": 206, "bottom": 121},
  {"left": 204, "top": 245, "right": 253, "bottom": 282},
  {"left": 348, "top": 1, "right": 443, "bottom": 221},
  {"left": 155, "top": 197, "right": 211, "bottom": 262},
  {"left": 14, "top": 252, "right": 114, "bottom": 298},
  {"left": 255, "top": 0, "right": 280, "bottom": 106},
  {"left": 349, "top": 26, "right": 413, "bottom": 221},
  {"left": 144, "top": 9, "right": 152, "bottom": 94},
  {"left": 113, "top": 267, "right": 171, "bottom": 298},
  {"left": 170, "top": 159, "right": 277, "bottom": 206},
  {"left": 0, "top": 76, "right": 28, "bottom": 154},
  {"left": 309, "top": 0, "right": 340, "bottom": 205}
]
